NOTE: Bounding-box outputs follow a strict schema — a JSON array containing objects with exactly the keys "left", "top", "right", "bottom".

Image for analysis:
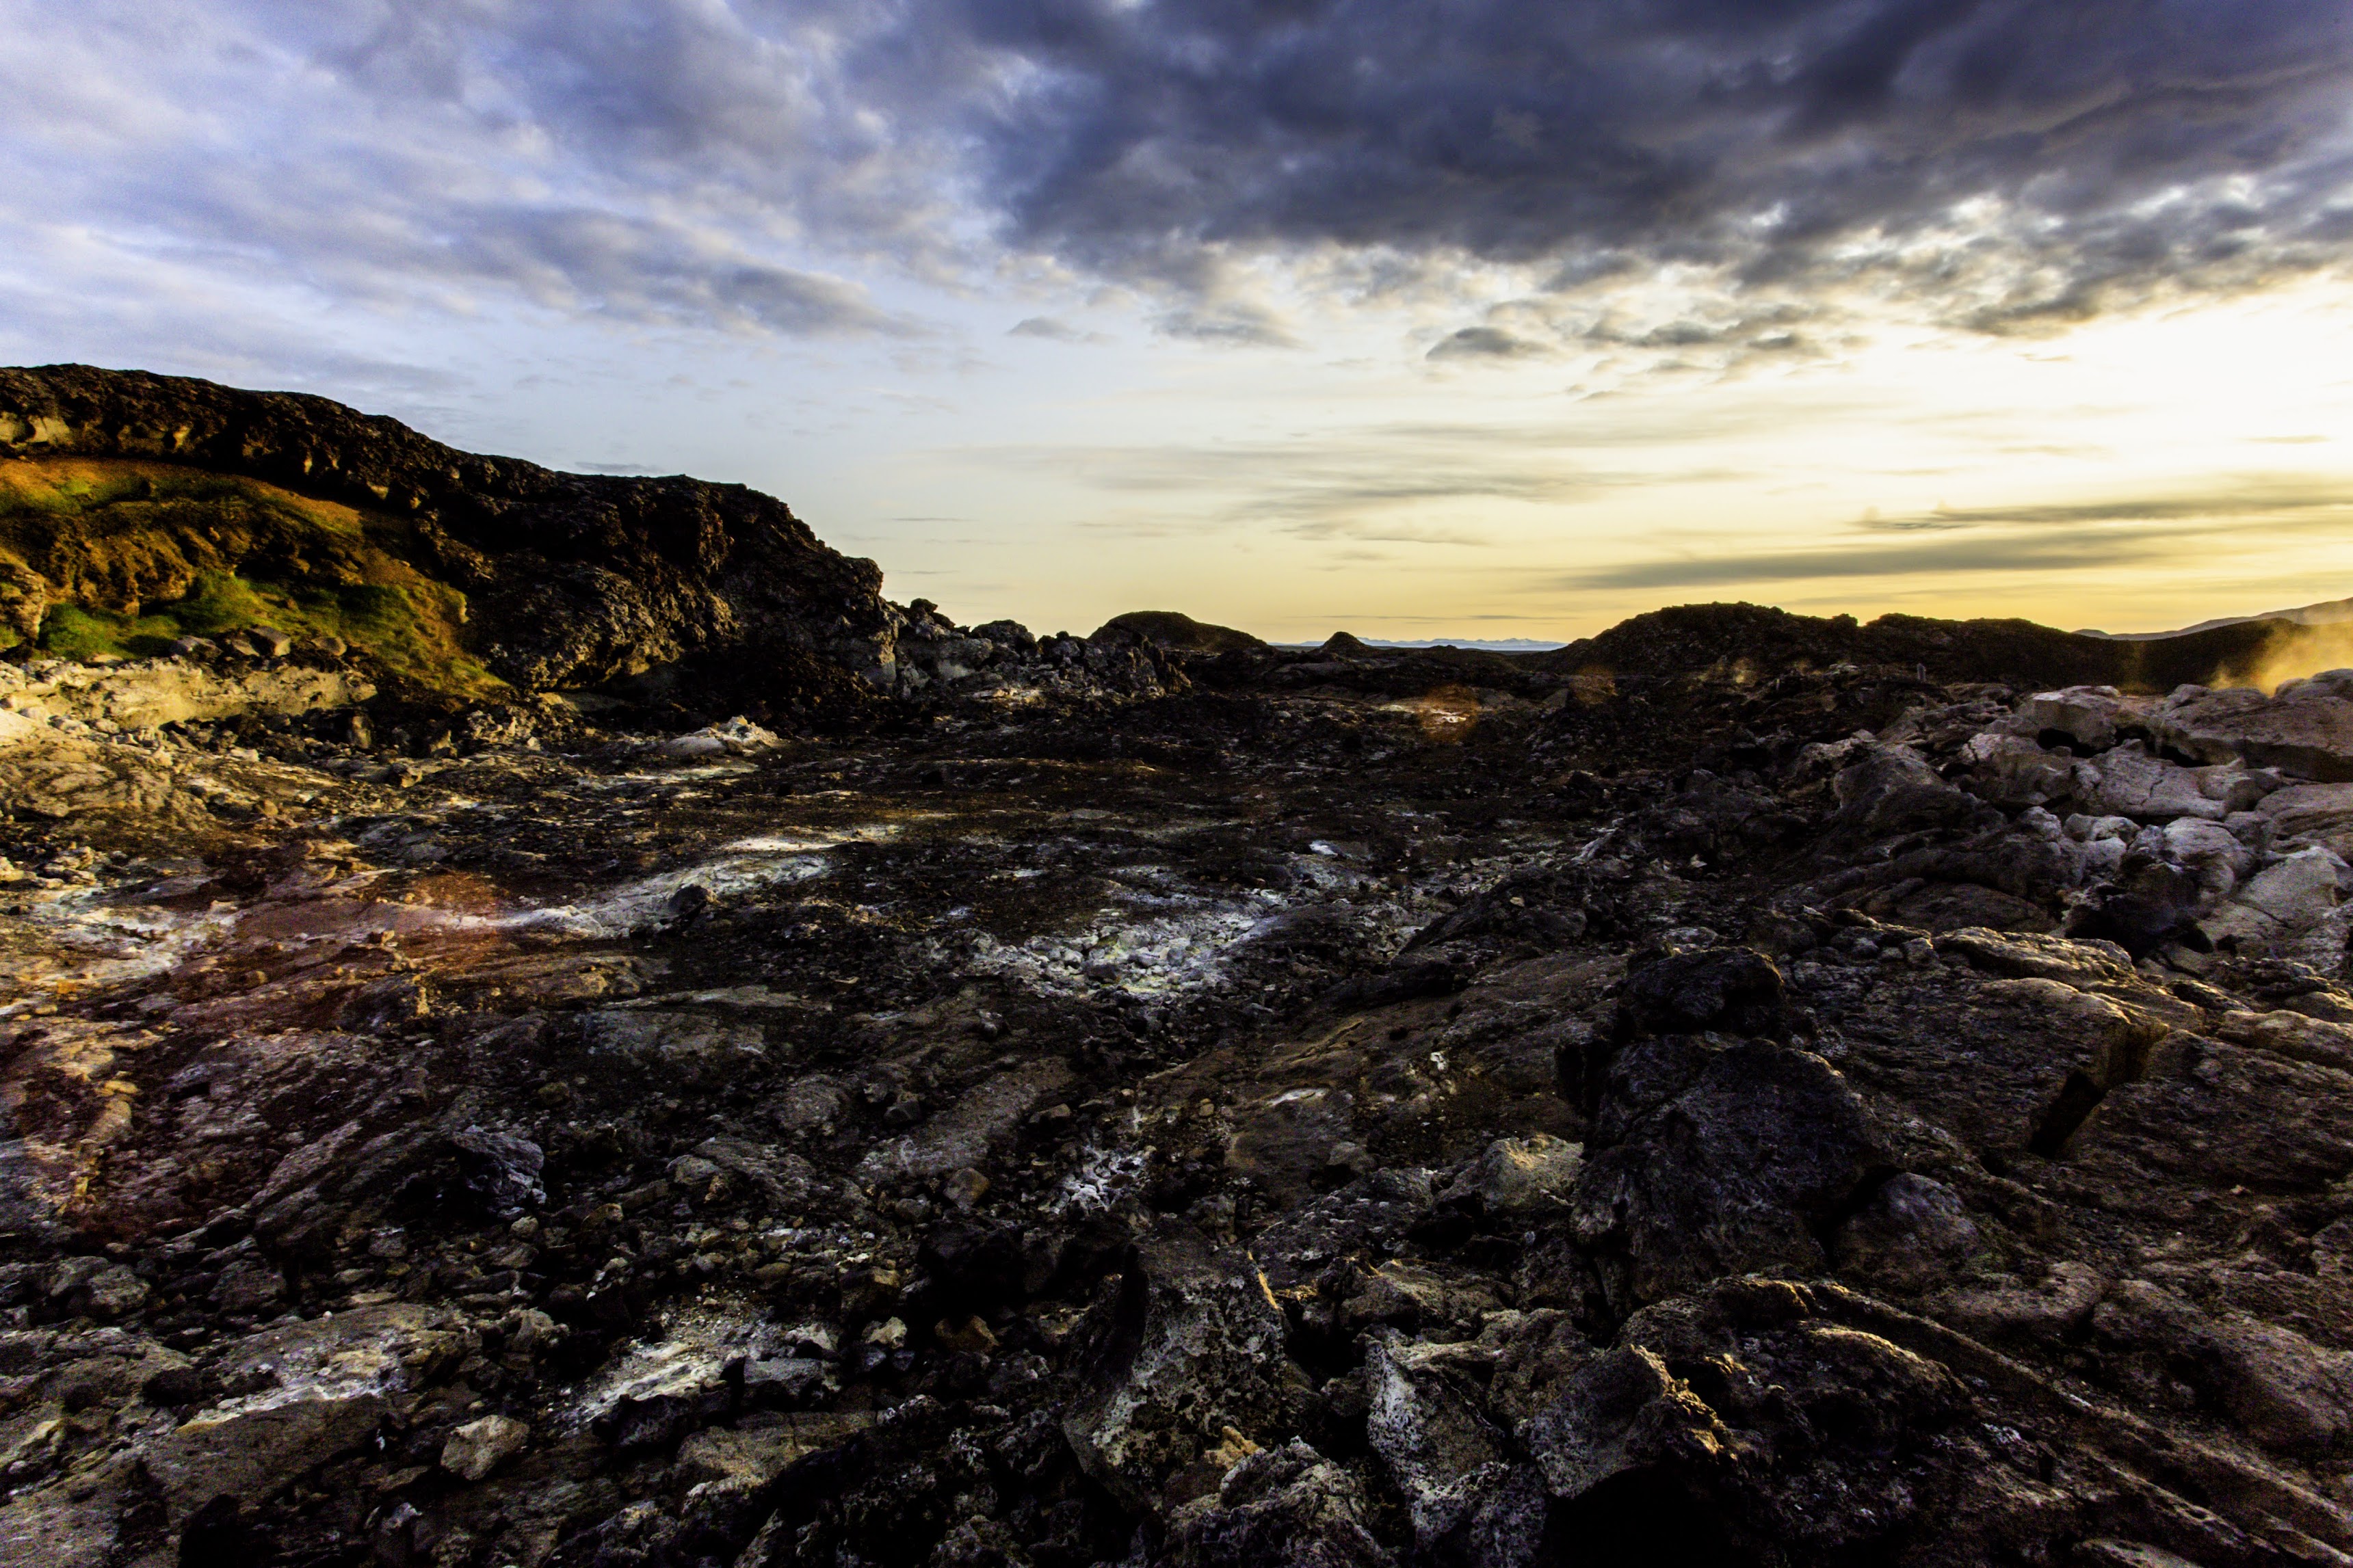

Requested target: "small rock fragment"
[{"left": 441, "top": 1413, "right": 529, "bottom": 1482}]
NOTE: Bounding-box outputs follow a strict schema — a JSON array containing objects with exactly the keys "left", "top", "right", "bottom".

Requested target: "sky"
[{"left": 3, "top": 1, "right": 2352, "bottom": 643}]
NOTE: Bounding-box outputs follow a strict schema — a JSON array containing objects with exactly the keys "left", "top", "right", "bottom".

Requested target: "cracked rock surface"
[{"left": 5, "top": 639, "right": 2353, "bottom": 1568}]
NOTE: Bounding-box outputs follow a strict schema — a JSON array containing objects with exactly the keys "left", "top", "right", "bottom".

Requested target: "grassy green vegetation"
[{"left": 0, "top": 458, "right": 505, "bottom": 696}]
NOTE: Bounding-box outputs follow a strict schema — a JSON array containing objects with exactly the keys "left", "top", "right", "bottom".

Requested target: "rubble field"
[{"left": 3, "top": 370, "right": 2353, "bottom": 1567}]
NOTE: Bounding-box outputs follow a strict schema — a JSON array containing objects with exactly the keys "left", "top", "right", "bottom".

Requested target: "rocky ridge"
[{"left": 0, "top": 366, "right": 1182, "bottom": 710}]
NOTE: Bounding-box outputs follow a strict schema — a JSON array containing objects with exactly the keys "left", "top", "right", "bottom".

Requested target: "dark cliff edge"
[{"left": 0, "top": 364, "right": 915, "bottom": 704}]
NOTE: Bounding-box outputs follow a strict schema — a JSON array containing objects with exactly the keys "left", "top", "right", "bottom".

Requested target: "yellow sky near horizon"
[{"left": 786, "top": 275, "right": 2353, "bottom": 646}]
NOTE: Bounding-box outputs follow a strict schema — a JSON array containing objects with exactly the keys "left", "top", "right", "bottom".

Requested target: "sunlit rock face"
[{"left": 12, "top": 380, "right": 2353, "bottom": 1567}]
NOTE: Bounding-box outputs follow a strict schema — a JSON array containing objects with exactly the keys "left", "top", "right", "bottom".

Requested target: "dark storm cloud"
[
  {"left": 441, "top": 207, "right": 919, "bottom": 335},
  {"left": 8, "top": 0, "right": 2352, "bottom": 343},
  {"left": 949, "top": 0, "right": 2353, "bottom": 323}
]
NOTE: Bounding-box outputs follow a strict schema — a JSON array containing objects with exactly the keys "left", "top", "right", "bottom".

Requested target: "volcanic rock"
[
  {"left": 2155, "top": 672, "right": 2353, "bottom": 780},
  {"left": 5, "top": 371, "right": 2353, "bottom": 1567}
]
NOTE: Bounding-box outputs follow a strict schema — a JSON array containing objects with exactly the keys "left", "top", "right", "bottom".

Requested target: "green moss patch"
[{"left": 1, "top": 459, "right": 505, "bottom": 697}]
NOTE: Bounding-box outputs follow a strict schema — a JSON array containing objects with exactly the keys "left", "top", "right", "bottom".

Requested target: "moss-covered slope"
[
  {"left": 0, "top": 365, "right": 906, "bottom": 702},
  {"left": 0, "top": 458, "right": 496, "bottom": 693}
]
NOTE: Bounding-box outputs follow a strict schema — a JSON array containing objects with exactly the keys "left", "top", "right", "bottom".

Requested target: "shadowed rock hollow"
[{"left": 4, "top": 369, "right": 2353, "bottom": 1568}]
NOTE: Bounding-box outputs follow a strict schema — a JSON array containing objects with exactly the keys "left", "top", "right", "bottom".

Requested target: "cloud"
[
  {"left": 1428, "top": 327, "right": 1546, "bottom": 360},
  {"left": 1560, "top": 477, "right": 2353, "bottom": 589},
  {"left": 0, "top": 0, "right": 939, "bottom": 342},
  {"left": 1564, "top": 528, "right": 2187, "bottom": 591},
  {"left": 958, "top": 0, "right": 2353, "bottom": 334},
  {"left": 3, "top": 0, "right": 2350, "bottom": 355},
  {"left": 1008, "top": 315, "right": 1107, "bottom": 342},
  {"left": 980, "top": 421, "right": 1718, "bottom": 534},
  {"left": 1855, "top": 479, "right": 2353, "bottom": 531},
  {"left": 1153, "top": 301, "right": 1299, "bottom": 347}
]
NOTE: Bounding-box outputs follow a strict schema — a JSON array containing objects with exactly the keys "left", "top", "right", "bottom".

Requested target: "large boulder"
[
  {"left": 1518, "top": 1281, "right": 2002, "bottom": 1563},
  {"left": 1958, "top": 731, "right": 2087, "bottom": 809},
  {"left": 1829, "top": 745, "right": 1976, "bottom": 840},
  {"left": 2201, "top": 845, "right": 2352, "bottom": 955},
  {"left": 1062, "top": 1225, "right": 1304, "bottom": 1511},
  {"left": 2153, "top": 675, "right": 2353, "bottom": 782},
  {"left": 2021, "top": 686, "right": 2146, "bottom": 752},
  {"left": 2077, "top": 743, "right": 2267, "bottom": 823},
  {"left": 1614, "top": 946, "right": 1788, "bottom": 1041},
  {"left": 1570, "top": 1037, "right": 1886, "bottom": 1307},
  {"left": 2259, "top": 782, "right": 2353, "bottom": 855},
  {"left": 2235, "top": 845, "right": 2350, "bottom": 927},
  {"left": 1830, "top": 1173, "right": 1984, "bottom": 1292},
  {"left": 1169, "top": 1439, "right": 1395, "bottom": 1568},
  {"left": 1469, "top": 1136, "right": 1584, "bottom": 1218},
  {"left": 1838, "top": 971, "right": 2168, "bottom": 1162},
  {"left": 2063, "top": 1037, "right": 2353, "bottom": 1201},
  {"left": 1364, "top": 1338, "right": 1545, "bottom": 1566},
  {"left": 1934, "top": 928, "right": 2136, "bottom": 987},
  {"left": 2093, "top": 1279, "right": 2353, "bottom": 1452}
]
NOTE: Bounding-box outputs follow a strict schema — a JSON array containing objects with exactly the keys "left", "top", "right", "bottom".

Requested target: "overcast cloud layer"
[{"left": 7, "top": 0, "right": 2350, "bottom": 345}]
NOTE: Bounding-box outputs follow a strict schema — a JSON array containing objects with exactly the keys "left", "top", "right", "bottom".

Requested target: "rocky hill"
[
  {"left": 8, "top": 371, "right": 2353, "bottom": 1568},
  {"left": 0, "top": 365, "right": 1146, "bottom": 711},
  {"left": 1535, "top": 601, "right": 2292, "bottom": 693},
  {"left": 1092, "top": 612, "right": 1267, "bottom": 656}
]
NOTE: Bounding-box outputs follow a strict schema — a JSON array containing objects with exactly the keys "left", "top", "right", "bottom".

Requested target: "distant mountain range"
[
  {"left": 1272, "top": 636, "right": 1569, "bottom": 652},
  {"left": 2080, "top": 596, "right": 2353, "bottom": 640}
]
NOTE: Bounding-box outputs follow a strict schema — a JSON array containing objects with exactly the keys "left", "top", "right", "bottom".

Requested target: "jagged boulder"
[
  {"left": 1170, "top": 1439, "right": 1396, "bottom": 1567},
  {"left": 1062, "top": 1225, "right": 1303, "bottom": 1511},
  {"left": 2154, "top": 674, "right": 2353, "bottom": 781},
  {"left": 1364, "top": 1339, "right": 1544, "bottom": 1565},
  {"left": 1614, "top": 945, "right": 1788, "bottom": 1040},
  {"left": 2021, "top": 685, "right": 2145, "bottom": 751},
  {"left": 1829, "top": 743, "right": 1977, "bottom": 840},
  {"left": 1571, "top": 1037, "right": 1886, "bottom": 1307}
]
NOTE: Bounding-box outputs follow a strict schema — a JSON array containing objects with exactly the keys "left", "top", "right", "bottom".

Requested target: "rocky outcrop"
[
  {"left": 2155, "top": 672, "right": 2353, "bottom": 782},
  {"left": 0, "top": 652, "right": 369, "bottom": 732},
  {"left": 1535, "top": 600, "right": 2311, "bottom": 696},
  {"left": 1094, "top": 611, "right": 1268, "bottom": 656},
  {"left": 0, "top": 366, "right": 1123, "bottom": 703}
]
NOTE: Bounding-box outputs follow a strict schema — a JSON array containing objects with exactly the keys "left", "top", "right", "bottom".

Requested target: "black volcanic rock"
[
  {"left": 14, "top": 375, "right": 2353, "bottom": 1568},
  {"left": 1538, "top": 600, "right": 2298, "bottom": 693},
  {"left": 1094, "top": 610, "right": 1266, "bottom": 656}
]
